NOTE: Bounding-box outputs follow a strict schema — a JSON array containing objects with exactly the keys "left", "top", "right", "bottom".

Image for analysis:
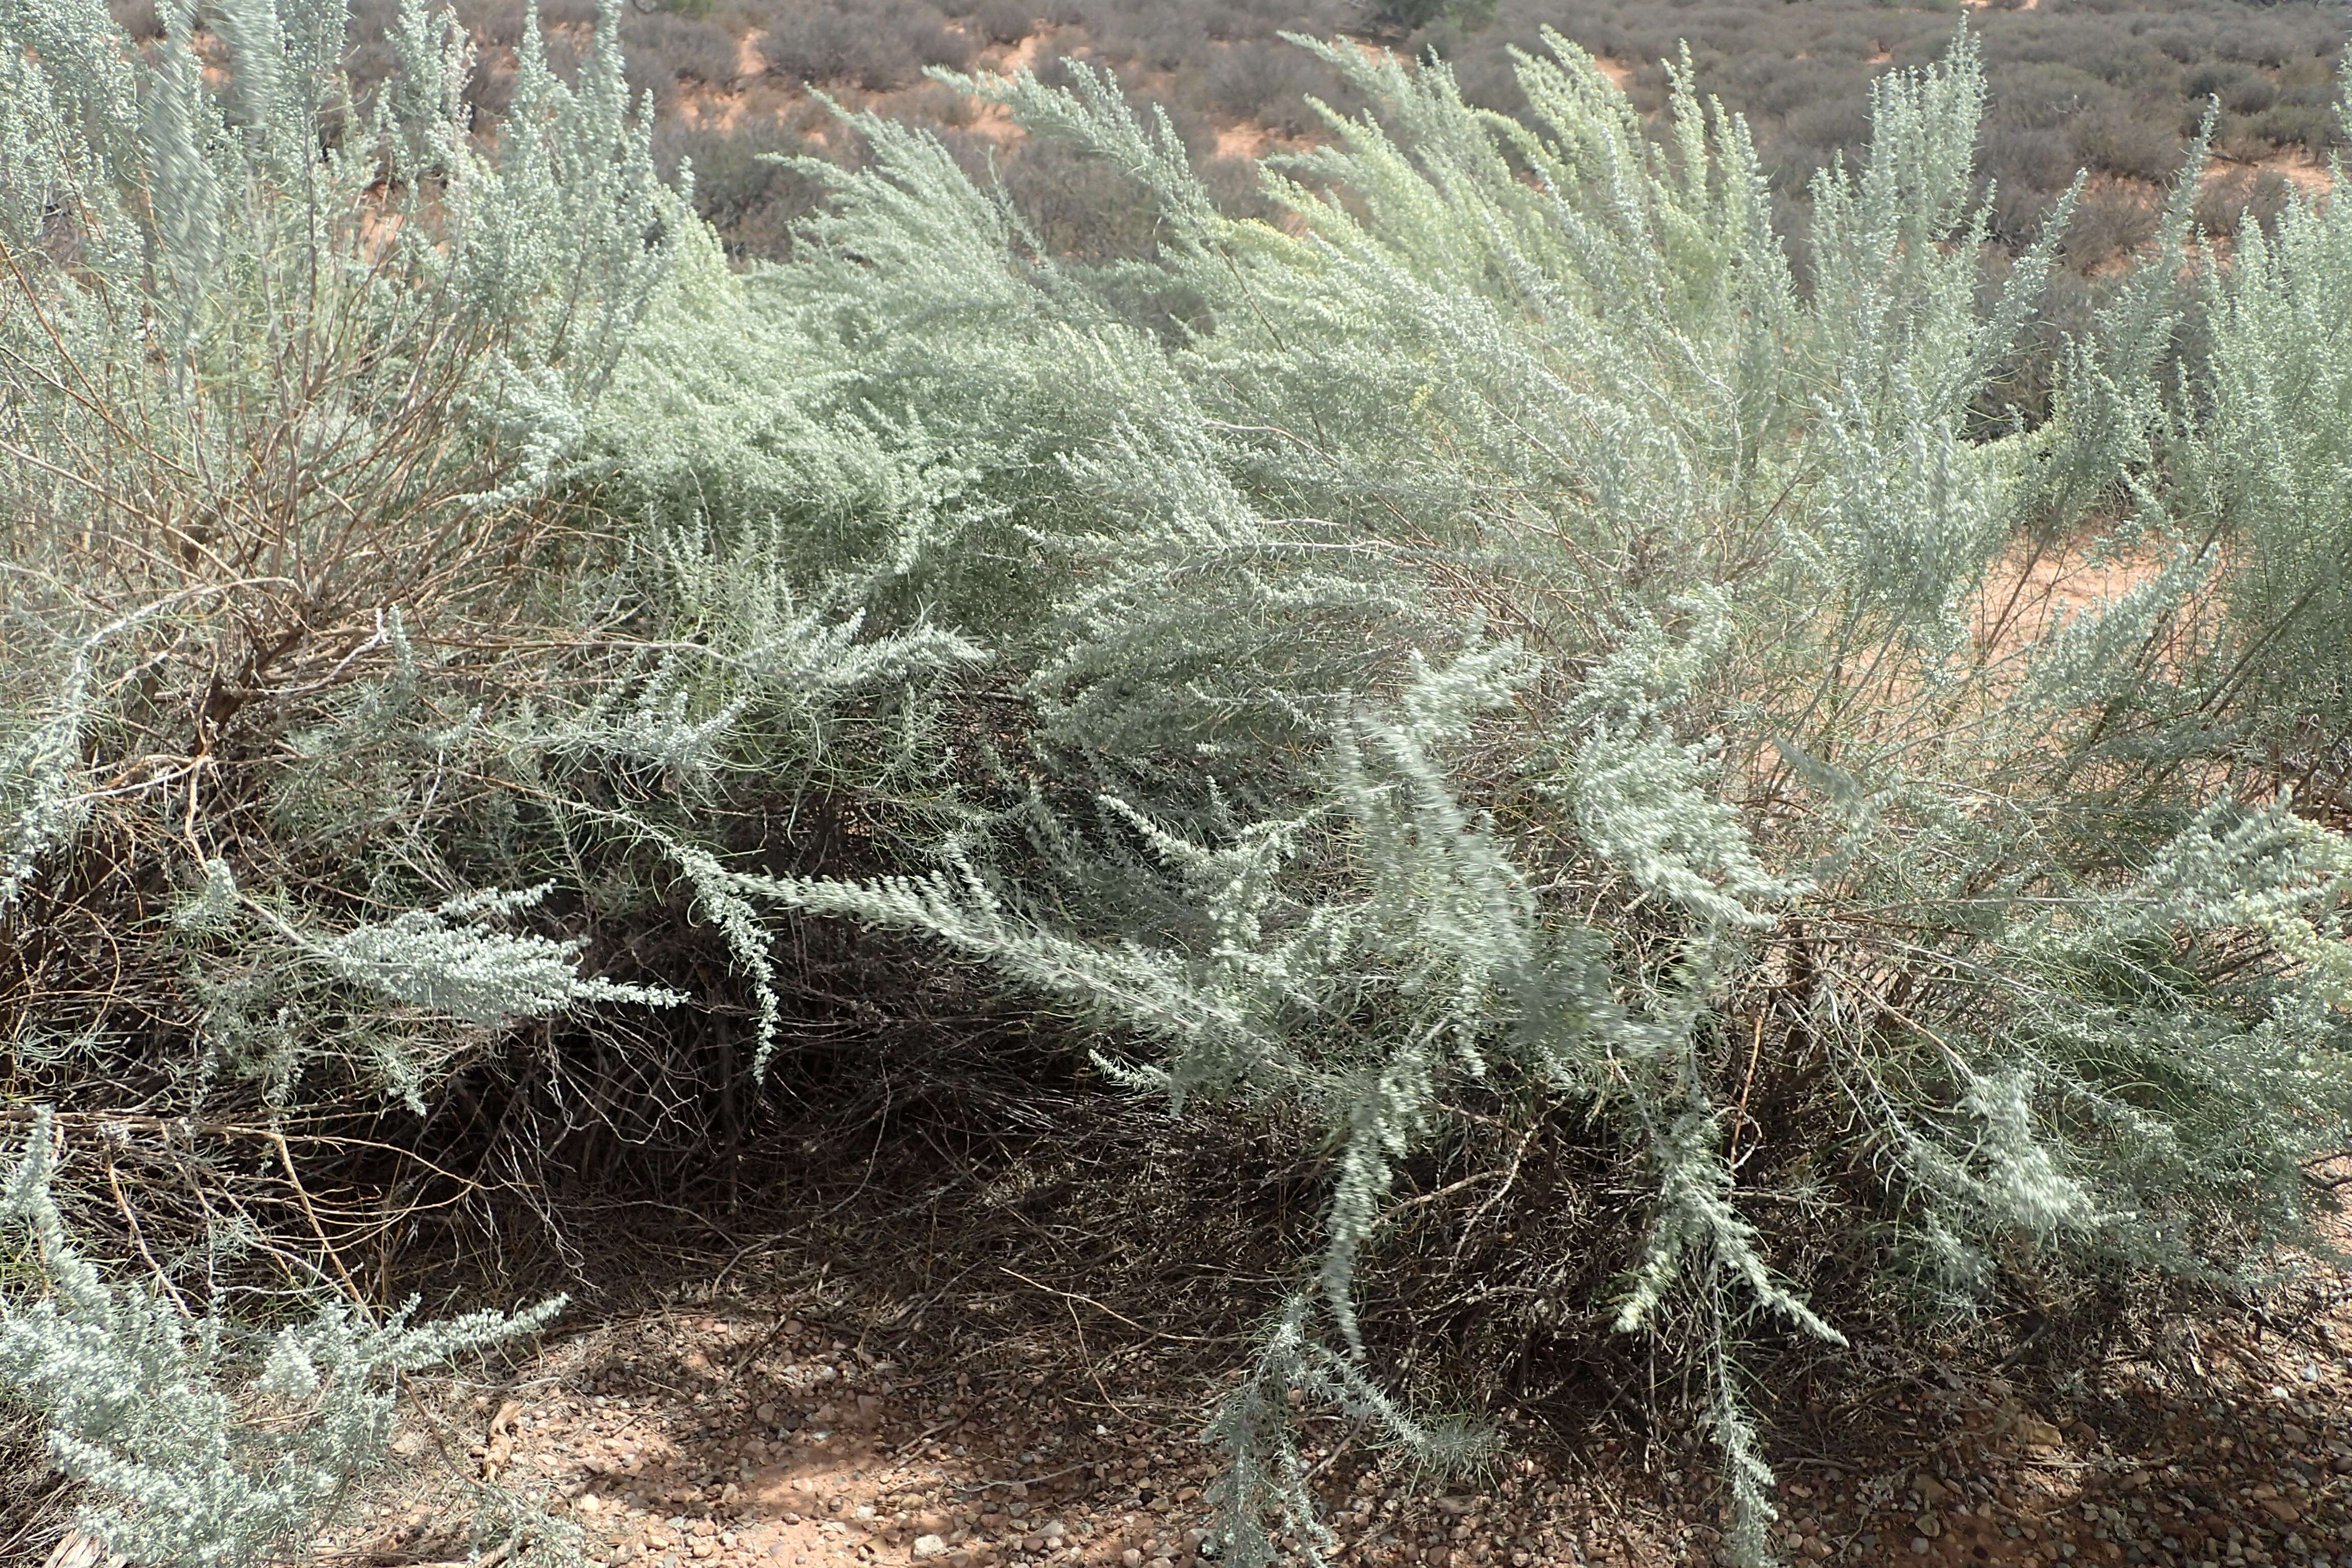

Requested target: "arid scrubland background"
[
  {"left": 347, "top": 2, "right": 2344, "bottom": 259},
  {"left": 291, "top": 0, "right": 2352, "bottom": 418},
  {"left": 14, "top": 2, "right": 2352, "bottom": 1567}
]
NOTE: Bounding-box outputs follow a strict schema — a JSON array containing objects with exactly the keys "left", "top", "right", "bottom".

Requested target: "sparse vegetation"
[{"left": 336, "top": 0, "right": 2338, "bottom": 273}]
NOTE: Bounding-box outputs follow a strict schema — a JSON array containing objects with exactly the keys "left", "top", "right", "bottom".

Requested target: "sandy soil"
[{"left": 310, "top": 1228, "right": 2352, "bottom": 1568}]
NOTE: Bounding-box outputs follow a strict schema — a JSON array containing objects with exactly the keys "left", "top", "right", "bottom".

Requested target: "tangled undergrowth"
[{"left": 8, "top": 4, "right": 2352, "bottom": 1566}]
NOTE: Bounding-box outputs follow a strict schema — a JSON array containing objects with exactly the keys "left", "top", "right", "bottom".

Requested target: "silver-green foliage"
[
  {"left": 0, "top": 0, "right": 688, "bottom": 925},
  {"left": 584, "top": 31, "right": 2352, "bottom": 1566},
  {"left": 0, "top": 0, "right": 711, "bottom": 1072},
  {"left": 0, "top": 3, "right": 684, "bottom": 1557},
  {"left": 0, "top": 5, "right": 989, "bottom": 1550},
  {"left": 0, "top": 1111, "right": 560, "bottom": 1568},
  {"left": 12, "top": 7, "right": 2352, "bottom": 1568}
]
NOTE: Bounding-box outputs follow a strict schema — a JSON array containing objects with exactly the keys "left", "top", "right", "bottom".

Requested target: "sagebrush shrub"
[
  {"left": 11, "top": 8, "right": 2352, "bottom": 1568},
  {"left": 0, "top": 0, "right": 683, "bottom": 1552},
  {"left": 585, "top": 31, "right": 2352, "bottom": 1565}
]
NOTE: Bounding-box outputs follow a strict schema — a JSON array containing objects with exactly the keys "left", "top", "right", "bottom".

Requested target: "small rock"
[
  {"left": 1915, "top": 1514, "right": 1941, "bottom": 1539},
  {"left": 1914, "top": 1475, "right": 1953, "bottom": 1504},
  {"left": 912, "top": 1537, "right": 950, "bottom": 1562},
  {"left": 1909, "top": 1540, "right": 1930, "bottom": 1557}
]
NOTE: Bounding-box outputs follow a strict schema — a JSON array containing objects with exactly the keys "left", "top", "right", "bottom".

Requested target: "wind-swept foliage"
[
  {"left": 7, "top": 7, "right": 2352, "bottom": 1567},
  {"left": 615, "top": 32, "right": 2352, "bottom": 1563}
]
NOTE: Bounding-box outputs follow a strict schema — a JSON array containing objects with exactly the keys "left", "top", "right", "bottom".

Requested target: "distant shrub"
[
  {"left": 1445, "top": 43, "right": 1526, "bottom": 114},
  {"left": 760, "top": 0, "right": 971, "bottom": 89},
  {"left": 1099, "top": 12, "right": 1216, "bottom": 72},
  {"left": 899, "top": 76, "right": 986, "bottom": 127},
  {"left": 1378, "top": 0, "right": 2345, "bottom": 259},
  {"left": 2221, "top": 13, "right": 2321, "bottom": 69},
  {"left": 2194, "top": 165, "right": 2293, "bottom": 239},
  {"left": 1359, "top": 0, "right": 1494, "bottom": 39},
  {"left": 624, "top": 11, "right": 741, "bottom": 91},
  {"left": 972, "top": 131, "right": 1184, "bottom": 258},
  {"left": 1199, "top": 150, "right": 1283, "bottom": 223},
  {"left": 1968, "top": 249, "right": 2110, "bottom": 429},
  {"left": 1783, "top": 95, "right": 1875, "bottom": 159},
  {"left": 1988, "top": 180, "right": 2063, "bottom": 252},
  {"left": 1740, "top": 56, "right": 1862, "bottom": 120},
  {"left": 1208, "top": 45, "right": 1337, "bottom": 138},
  {"left": 2250, "top": 99, "right": 2340, "bottom": 155},
  {"left": 106, "top": 0, "right": 162, "bottom": 39},
  {"left": 2149, "top": 19, "right": 2221, "bottom": 64},
  {"left": 2065, "top": 184, "right": 2163, "bottom": 270},
  {"left": 657, "top": 119, "right": 830, "bottom": 260},
  {"left": 2069, "top": 104, "right": 2185, "bottom": 181},
  {"left": 968, "top": 0, "right": 1035, "bottom": 44},
  {"left": 2188, "top": 60, "right": 2278, "bottom": 114},
  {"left": 1201, "top": 4, "right": 1278, "bottom": 42},
  {"left": 1985, "top": 61, "right": 2120, "bottom": 129},
  {"left": 451, "top": 0, "right": 532, "bottom": 47},
  {"left": 1982, "top": 124, "right": 2079, "bottom": 193}
]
